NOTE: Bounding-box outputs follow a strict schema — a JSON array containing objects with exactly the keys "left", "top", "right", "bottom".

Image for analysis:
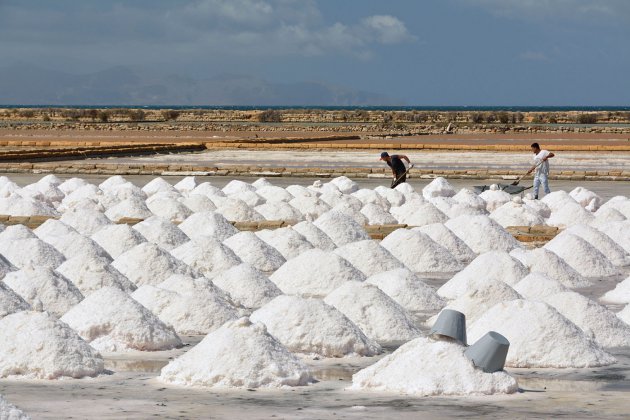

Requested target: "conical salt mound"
[
  {"left": 55, "top": 255, "right": 136, "bottom": 296},
  {"left": 361, "top": 202, "right": 398, "bottom": 225},
  {"left": 422, "top": 177, "right": 456, "bottom": 198},
  {"left": 437, "top": 251, "right": 528, "bottom": 300},
  {"left": 112, "top": 242, "right": 194, "bottom": 286},
  {"left": 291, "top": 220, "right": 336, "bottom": 251},
  {"left": 0, "top": 225, "right": 36, "bottom": 241},
  {"left": 251, "top": 295, "right": 381, "bottom": 357},
  {"left": 255, "top": 228, "right": 314, "bottom": 260},
  {"left": 601, "top": 275, "right": 630, "bottom": 304},
  {"left": 104, "top": 196, "right": 152, "bottom": 221},
  {"left": 255, "top": 185, "right": 294, "bottom": 202},
  {"left": 270, "top": 249, "right": 365, "bottom": 297},
  {"left": 380, "top": 229, "right": 463, "bottom": 274},
  {"left": 453, "top": 188, "right": 487, "bottom": 210},
  {"left": 222, "top": 180, "right": 256, "bottom": 195},
  {"left": 0, "top": 311, "right": 104, "bottom": 379},
  {"left": 334, "top": 240, "right": 405, "bottom": 277},
  {"left": 159, "top": 317, "right": 313, "bottom": 388},
  {"left": 429, "top": 282, "right": 521, "bottom": 326},
  {"left": 0, "top": 282, "right": 30, "bottom": 318},
  {"left": 60, "top": 208, "right": 112, "bottom": 236},
  {"left": 324, "top": 282, "right": 421, "bottom": 345},
  {"left": 618, "top": 304, "right": 630, "bottom": 325},
  {"left": 34, "top": 219, "right": 111, "bottom": 262},
  {"left": 58, "top": 177, "right": 89, "bottom": 195},
  {"left": 0, "top": 254, "right": 15, "bottom": 280},
  {"left": 592, "top": 207, "right": 627, "bottom": 228},
  {"left": 328, "top": 176, "right": 359, "bottom": 194},
  {"left": 512, "top": 272, "right": 569, "bottom": 300},
  {"left": 468, "top": 300, "right": 615, "bottom": 368},
  {"left": 0, "top": 394, "right": 29, "bottom": 419},
  {"left": 132, "top": 216, "right": 190, "bottom": 251},
  {"left": 255, "top": 201, "right": 304, "bottom": 222},
  {"left": 542, "top": 291, "right": 630, "bottom": 348},
  {"left": 479, "top": 187, "right": 511, "bottom": 212},
  {"left": 0, "top": 236, "right": 65, "bottom": 270},
  {"left": 215, "top": 197, "right": 264, "bottom": 222},
  {"left": 596, "top": 221, "right": 630, "bottom": 253},
  {"left": 547, "top": 202, "right": 595, "bottom": 228},
  {"left": 544, "top": 233, "right": 620, "bottom": 278},
  {"left": 330, "top": 202, "right": 368, "bottom": 225},
  {"left": 146, "top": 195, "right": 192, "bottom": 222},
  {"left": 374, "top": 185, "right": 405, "bottom": 206},
  {"left": 565, "top": 224, "right": 629, "bottom": 267},
  {"left": 212, "top": 264, "right": 282, "bottom": 309},
  {"left": 288, "top": 196, "right": 330, "bottom": 220},
  {"left": 391, "top": 201, "right": 448, "bottom": 226},
  {"left": 223, "top": 232, "right": 286, "bottom": 272},
  {"left": 490, "top": 199, "right": 545, "bottom": 227},
  {"left": 509, "top": 247, "right": 590, "bottom": 288},
  {"left": 350, "top": 337, "right": 518, "bottom": 396},
  {"left": 90, "top": 224, "right": 147, "bottom": 258},
  {"left": 61, "top": 286, "right": 182, "bottom": 352},
  {"left": 366, "top": 268, "right": 445, "bottom": 313},
  {"left": 314, "top": 210, "right": 370, "bottom": 247},
  {"left": 415, "top": 223, "right": 476, "bottom": 263},
  {"left": 178, "top": 194, "right": 217, "bottom": 213},
  {"left": 445, "top": 215, "right": 522, "bottom": 253},
  {"left": 178, "top": 211, "right": 238, "bottom": 242},
  {"left": 131, "top": 275, "right": 239, "bottom": 335},
  {"left": 99, "top": 175, "right": 128, "bottom": 190},
  {"left": 598, "top": 196, "right": 630, "bottom": 218},
  {"left": 0, "top": 194, "right": 58, "bottom": 217},
  {"left": 3, "top": 267, "right": 83, "bottom": 317},
  {"left": 141, "top": 177, "right": 176, "bottom": 196},
  {"left": 171, "top": 239, "right": 241, "bottom": 279},
  {"left": 174, "top": 176, "right": 198, "bottom": 193}
]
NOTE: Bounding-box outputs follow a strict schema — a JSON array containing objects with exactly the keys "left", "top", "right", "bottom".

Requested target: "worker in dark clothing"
[{"left": 380, "top": 151, "right": 411, "bottom": 188}]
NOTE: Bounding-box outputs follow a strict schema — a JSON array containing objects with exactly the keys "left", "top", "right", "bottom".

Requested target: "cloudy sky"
[{"left": 1, "top": 0, "right": 629, "bottom": 105}]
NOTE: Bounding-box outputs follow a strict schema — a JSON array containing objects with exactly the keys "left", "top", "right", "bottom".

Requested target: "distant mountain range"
[{"left": 0, "top": 64, "right": 400, "bottom": 106}]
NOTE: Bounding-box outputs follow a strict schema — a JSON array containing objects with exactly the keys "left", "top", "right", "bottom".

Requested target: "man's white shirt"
[{"left": 533, "top": 150, "right": 551, "bottom": 176}]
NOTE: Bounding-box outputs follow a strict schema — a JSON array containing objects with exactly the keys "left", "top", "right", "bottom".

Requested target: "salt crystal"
[
  {"left": 350, "top": 337, "right": 518, "bottom": 395},
  {"left": 415, "top": 223, "right": 476, "bottom": 263},
  {"left": 422, "top": 177, "right": 456, "bottom": 199},
  {"left": 445, "top": 215, "right": 522, "bottom": 253},
  {"left": 291, "top": 221, "right": 336, "bottom": 251},
  {"left": 544, "top": 233, "right": 619, "bottom": 277},
  {"left": 90, "top": 224, "right": 147, "bottom": 258},
  {"left": 270, "top": 249, "right": 365, "bottom": 296},
  {"left": 601, "top": 275, "right": 630, "bottom": 304},
  {"left": 0, "top": 311, "right": 103, "bottom": 379},
  {"left": 171, "top": 238, "right": 241, "bottom": 278},
  {"left": 56, "top": 255, "right": 135, "bottom": 296},
  {"left": 223, "top": 231, "right": 285, "bottom": 272},
  {"left": 178, "top": 211, "right": 238, "bottom": 242},
  {"left": 212, "top": 263, "right": 283, "bottom": 309},
  {"left": 334, "top": 239, "right": 405, "bottom": 277},
  {"left": 132, "top": 216, "right": 190, "bottom": 251},
  {"left": 365, "top": 268, "right": 445, "bottom": 313},
  {"left": 255, "top": 228, "right": 314, "bottom": 260},
  {"left": 159, "top": 317, "right": 313, "bottom": 388},
  {"left": 468, "top": 300, "right": 615, "bottom": 368},
  {"left": 314, "top": 210, "right": 370, "bottom": 246},
  {"left": 112, "top": 242, "right": 194, "bottom": 286}
]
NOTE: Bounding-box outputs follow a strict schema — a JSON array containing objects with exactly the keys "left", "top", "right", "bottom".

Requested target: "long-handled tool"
[
  {"left": 391, "top": 163, "right": 414, "bottom": 188},
  {"left": 511, "top": 161, "right": 543, "bottom": 186}
]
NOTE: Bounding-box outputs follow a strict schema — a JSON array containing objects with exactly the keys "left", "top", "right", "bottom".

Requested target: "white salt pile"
[
  {"left": 289, "top": 196, "right": 331, "bottom": 220},
  {"left": 380, "top": 229, "right": 463, "bottom": 273},
  {"left": 0, "top": 194, "right": 59, "bottom": 217},
  {"left": 468, "top": 300, "right": 615, "bottom": 368},
  {"left": 0, "top": 394, "right": 29, "bottom": 419},
  {"left": 0, "top": 311, "right": 104, "bottom": 379},
  {"left": 61, "top": 286, "right": 182, "bottom": 352},
  {"left": 366, "top": 269, "right": 445, "bottom": 313},
  {"left": 159, "top": 317, "right": 313, "bottom": 388},
  {"left": 361, "top": 203, "right": 398, "bottom": 225},
  {"left": 490, "top": 197, "right": 545, "bottom": 227},
  {"left": 374, "top": 186, "right": 405, "bottom": 207},
  {"left": 437, "top": 251, "right": 528, "bottom": 300},
  {"left": 90, "top": 224, "right": 147, "bottom": 258},
  {"left": 132, "top": 276, "right": 239, "bottom": 335},
  {"left": 547, "top": 202, "right": 595, "bottom": 227},
  {"left": 230, "top": 190, "right": 265, "bottom": 207},
  {"left": 178, "top": 194, "right": 217, "bottom": 213},
  {"left": 350, "top": 337, "right": 518, "bottom": 396},
  {"left": 544, "top": 233, "right": 620, "bottom": 277},
  {"left": 512, "top": 272, "right": 569, "bottom": 300},
  {"left": 141, "top": 177, "right": 176, "bottom": 196},
  {"left": 415, "top": 223, "right": 476, "bottom": 263},
  {"left": 0, "top": 254, "right": 15, "bottom": 281},
  {"left": 270, "top": 249, "right": 366, "bottom": 297},
  {"left": 596, "top": 221, "right": 630, "bottom": 253},
  {"left": 251, "top": 295, "right": 381, "bottom": 357},
  {"left": 223, "top": 231, "right": 286, "bottom": 272},
  {"left": 352, "top": 189, "right": 390, "bottom": 210},
  {"left": 212, "top": 264, "right": 282, "bottom": 309},
  {"left": 99, "top": 175, "right": 128, "bottom": 190},
  {"left": 178, "top": 211, "right": 238, "bottom": 242},
  {"left": 105, "top": 196, "right": 153, "bottom": 221},
  {"left": 291, "top": 221, "right": 337, "bottom": 251},
  {"left": 601, "top": 276, "right": 630, "bottom": 304},
  {"left": 174, "top": 176, "right": 198, "bottom": 193},
  {"left": 394, "top": 182, "right": 416, "bottom": 196},
  {"left": 34, "top": 219, "right": 111, "bottom": 261},
  {"left": 478, "top": 186, "right": 511, "bottom": 212},
  {"left": 452, "top": 188, "right": 487, "bottom": 211},
  {"left": 59, "top": 208, "right": 112, "bottom": 236},
  {"left": 592, "top": 207, "right": 627, "bottom": 227},
  {"left": 0, "top": 235, "right": 65, "bottom": 270},
  {"left": 0, "top": 225, "right": 36, "bottom": 241},
  {"left": 329, "top": 176, "right": 359, "bottom": 194},
  {"left": 191, "top": 182, "right": 224, "bottom": 198},
  {"left": 252, "top": 177, "right": 273, "bottom": 189},
  {"left": 58, "top": 177, "right": 89, "bottom": 195},
  {"left": 287, "top": 184, "right": 319, "bottom": 198},
  {"left": 320, "top": 190, "right": 364, "bottom": 210},
  {"left": 570, "top": 187, "right": 603, "bottom": 211},
  {"left": 618, "top": 304, "right": 630, "bottom": 325},
  {"left": 146, "top": 194, "right": 192, "bottom": 222},
  {"left": 132, "top": 216, "right": 190, "bottom": 251},
  {"left": 445, "top": 215, "right": 522, "bottom": 253},
  {"left": 104, "top": 182, "right": 146, "bottom": 202},
  {"left": 3, "top": 267, "right": 84, "bottom": 317},
  {"left": 255, "top": 201, "right": 304, "bottom": 221},
  {"left": 314, "top": 210, "right": 370, "bottom": 246},
  {"left": 542, "top": 291, "right": 630, "bottom": 348},
  {"left": 215, "top": 197, "right": 264, "bottom": 222},
  {"left": 599, "top": 196, "right": 630, "bottom": 219},
  {"left": 509, "top": 247, "right": 590, "bottom": 288},
  {"left": 324, "top": 282, "right": 421, "bottom": 345},
  {"left": 111, "top": 242, "right": 194, "bottom": 286},
  {"left": 565, "top": 224, "right": 629, "bottom": 267},
  {"left": 256, "top": 185, "right": 294, "bottom": 202},
  {"left": 334, "top": 240, "right": 405, "bottom": 277},
  {"left": 331, "top": 202, "right": 369, "bottom": 225},
  {"left": 20, "top": 182, "right": 64, "bottom": 206},
  {"left": 391, "top": 201, "right": 449, "bottom": 226},
  {"left": 422, "top": 177, "right": 456, "bottom": 199},
  {"left": 522, "top": 195, "right": 552, "bottom": 218},
  {"left": 222, "top": 179, "right": 256, "bottom": 196},
  {"left": 0, "top": 282, "right": 30, "bottom": 318},
  {"left": 255, "top": 228, "right": 314, "bottom": 260},
  {"left": 170, "top": 239, "right": 241, "bottom": 279},
  {"left": 55, "top": 255, "right": 135, "bottom": 296}
]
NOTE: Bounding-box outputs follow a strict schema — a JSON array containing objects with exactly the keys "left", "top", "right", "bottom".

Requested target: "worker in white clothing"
[{"left": 527, "top": 142, "right": 555, "bottom": 199}]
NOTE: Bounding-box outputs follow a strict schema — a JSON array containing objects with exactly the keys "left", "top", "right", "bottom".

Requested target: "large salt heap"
[
  {"left": 361, "top": 203, "right": 398, "bottom": 225},
  {"left": 512, "top": 272, "right": 569, "bottom": 300},
  {"left": 544, "top": 233, "right": 620, "bottom": 277},
  {"left": 415, "top": 223, "right": 476, "bottom": 263},
  {"left": 141, "top": 177, "right": 176, "bottom": 197},
  {"left": 509, "top": 247, "right": 590, "bottom": 288},
  {"left": 214, "top": 197, "right": 264, "bottom": 222},
  {"left": 146, "top": 193, "right": 192, "bottom": 222},
  {"left": 468, "top": 300, "right": 615, "bottom": 368},
  {"left": 333, "top": 240, "right": 405, "bottom": 277},
  {"left": 565, "top": 224, "right": 629, "bottom": 267},
  {"left": 547, "top": 201, "right": 595, "bottom": 227},
  {"left": 570, "top": 186, "right": 603, "bottom": 211},
  {"left": 437, "top": 251, "right": 528, "bottom": 300},
  {"left": 90, "top": 224, "right": 147, "bottom": 258},
  {"left": 174, "top": 176, "right": 198, "bottom": 193},
  {"left": 0, "top": 311, "right": 104, "bottom": 379},
  {"left": 34, "top": 219, "right": 111, "bottom": 261},
  {"left": 478, "top": 185, "right": 511, "bottom": 212},
  {"left": 380, "top": 229, "right": 463, "bottom": 273},
  {"left": 255, "top": 185, "right": 294, "bottom": 202},
  {"left": 618, "top": 304, "right": 630, "bottom": 325},
  {"left": 255, "top": 228, "right": 314, "bottom": 260},
  {"left": 350, "top": 337, "right": 518, "bottom": 396},
  {"left": 329, "top": 176, "right": 359, "bottom": 194},
  {"left": 324, "top": 281, "right": 421, "bottom": 345},
  {"left": 490, "top": 197, "right": 545, "bottom": 227},
  {"left": 365, "top": 269, "right": 445, "bottom": 313},
  {"left": 374, "top": 185, "right": 405, "bottom": 207},
  {"left": 270, "top": 249, "right": 365, "bottom": 296},
  {"left": 159, "top": 317, "right": 313, "bottom": 388},
  {"left": 178, "top": 194, "right": 217, "bottom": 213},
  {"left": 111, "top": 242, "right": 194, "bottom": 286},
  {"left": 0, "top": 282, "right": 30, "bottom": 318},
  {"left": 313, "top": 210, "right": 370, "bottom": 246},
  {"left": 390, "top": 201, "right": 448, "bottom": 226},
  {"left": 0, "top": 227, "right": 65, "bottom": 270},
  {"left": 255, "top": 201, "right": 304, "bottom": 221},
  {"left": 291, "top": 221, "right": 336, "bottom": 251},
  {"left": 59, "top": 208, "right": 112, "bottom": 236},
  {"left": 596, "top": 221, "right": 630, "bottom": 253},
  {"left": 0, "top": 194, "right": 59, "bottom": 217},
  {"left": 223, "top": 232, "right": 286, "bottom": 272},
  {"left": 171, "top": 239, "right": 241, "bottom": 278},
  {"left": 178, "top": 211, "right": 238, "bottom": 242},
  {"left": 601, "top": 275, "right": 630, "bottom": 304},
  {"left": 422, "top": 177, "right": 456, "bottom": 199},
  {"left": 104, "top": 196, "right": 153, "bottom": 221},
  {"left": 61, "top": 286, "right": 182, "bottom": 352},
  {"left": 131, "top": 275, "right": 239, "bottom": 335},
  {"left": 3, "top": 267, "right": 83, "bottom": 317},
  {"left": 132, "top": 216, "right": 190, "bottom": 251},
  {"left": 55, "top": 255, "right": 136, "bottom": 296},
  {"left": 212, "top": 263, "right": 282, "bottom": 309},
  {"left": 445, "top": 215, "right": 521, "bottom": 253},
  {"left": 250, "top": 295, "right": 381, "bottom": 357}
]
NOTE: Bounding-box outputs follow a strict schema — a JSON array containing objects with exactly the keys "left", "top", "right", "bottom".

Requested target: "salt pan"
[
  {"left": 380, "top": 229, "right": 463, "bottom": 273},
  {"left": 544, "top": 233, "right": 619, "bottom": 277},
  {"left": 171, "top": 238, "right": 241, "bottom": 278},
  {"left": 334, "top": 240, "right": 405, "bottom": 277},
  {"left": 212, "top": 263, "right": 282, "bottom": 309},
  {"left": 112, "top": 242, "right": 194, "bottom": 286},
  {"left": 365, "top": 268, "right": 445, "bottom": 313}
]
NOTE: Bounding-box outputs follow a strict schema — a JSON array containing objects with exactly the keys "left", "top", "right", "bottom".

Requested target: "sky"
[{"left": 0, "top": 0, "right": 629, "bottom": 105}]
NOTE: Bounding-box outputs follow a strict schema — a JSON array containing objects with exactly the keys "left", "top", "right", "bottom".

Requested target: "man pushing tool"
[
  {"left": 526, "top": 142, "right": 555, "bottom": 199},
  {"left": 380, "top": 152, "right": 412, "bottom": 189}
]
